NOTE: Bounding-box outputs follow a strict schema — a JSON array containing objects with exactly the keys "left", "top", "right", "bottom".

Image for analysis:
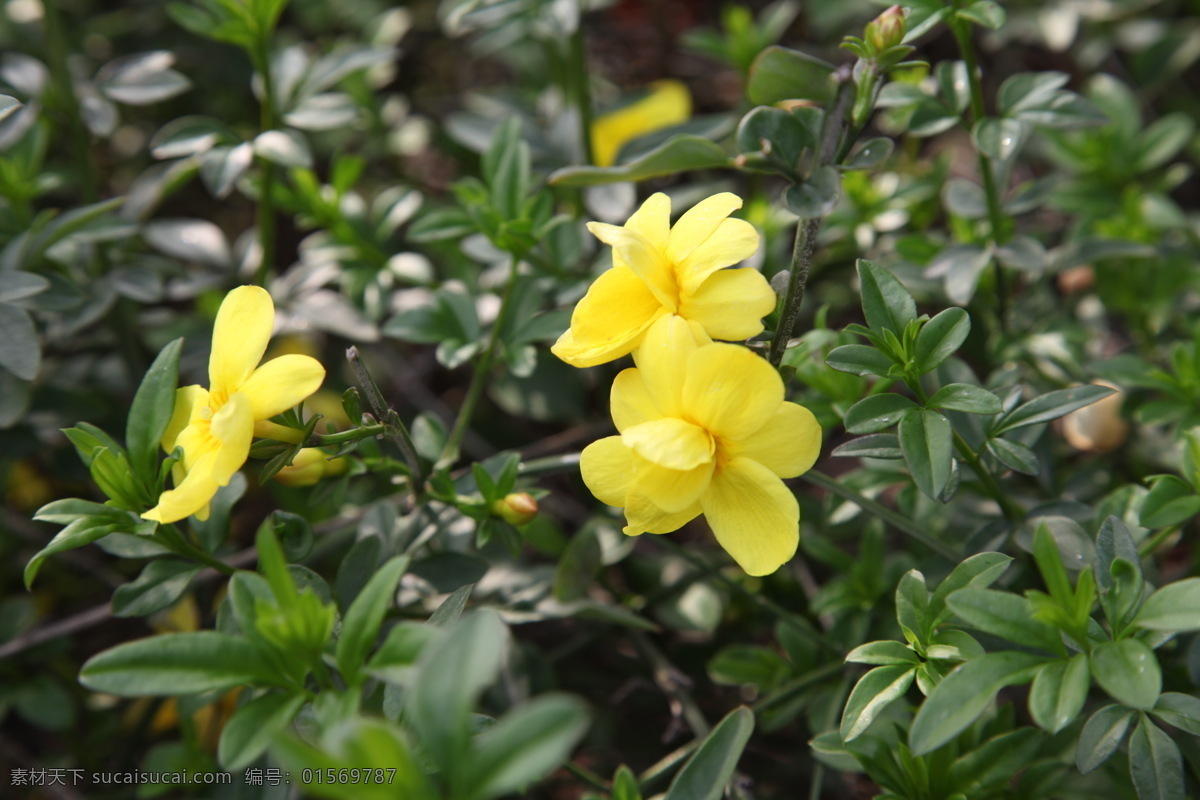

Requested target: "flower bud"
[
  {"left": 866, "top": 5, "right": 906, "bottom": 53},
  {"left": 274, "top": 448, "right": 348, "bottom": 487},
  {"left": 491, "top": 492, "right": 538, "bottom": 525}
]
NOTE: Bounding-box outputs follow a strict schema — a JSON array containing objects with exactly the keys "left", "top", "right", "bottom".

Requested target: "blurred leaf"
[
  {"left": 1029, "top": 655, "right": 1089, "bottom": 733},
  {"left": 1077, "top": 704, "right": 1134, "bottom": 773},
  {"left": 284, "top": 92, "right": 358, "bottom": 130},
  {"left": 1140, "top": 476, "right": 1200, "bottom": 529},
  {"left": 112, "top": 560, "right": 202, "bottom": 618},
  {"left": 429, "top": 584, "right": 473, "bottom": 627},
  {"left": 736, "top": 106, "right": 813, "bottom": 175},
  {"left": 1135, "top": 579, "right": 1200, "bottom": 633},
  {"left": 842, "top": 137, "right": 894, "bottom": 170},
  {"left": 96, "top": 51, "right": 191, "bottom": 105},
  {"left": 746, "top": 46, "right": 835, "bottom": 105},
  {"left": 143, "top": 218, "right": 231, "bottom": 265},
  {"left": 0, "top": 271, "right": 48, "bottom": 302},
  {"left": 782, "top": 165, "right": 842, "bottom": 218},
  {"left": 1129, "top": 714, "right": 1185, "bottom": 800},
  {"left": 0, "top": 302, "right": 38, "bottom": 380},
  {"left": 254, "top": 129, "right": 312, "bottom": 167},
  {"left": 549, "top": 135, "right": 729, "bottom": 187},
  {"left": 957, "top": 1, "right": 1005, "bottom": 30},
  {"left": 80, "top": 632, "right": 282, "bottom": 695},
  {"left": 1133, "top": 113, "right": 1194, "bottom": 172},
  {"left": 218, "top": 690, "right": 306, "bottom": 771},
  {"left": 336, "top": 555, "right": 410, "bottom": 687},
  {"left": 663, "top": 706, "right": 755, "bottom": 800},
  {"left": 465, "top": 694, "right": 590, "bottom": 800},
  {"left": 554, "top": 528, "right": 602, "bottom": 603}
]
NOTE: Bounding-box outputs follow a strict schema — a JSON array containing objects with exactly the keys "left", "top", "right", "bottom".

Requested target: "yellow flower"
[
  {"left": 579, "top": 317, "right": 821, "bottom": 576},
  {"left": 143, "top": 286, "right": 325, "bottom": 523},
  {"left": 591, "top": 79, "right": 691, "bottom": 167},
  {"left": 551, "top": 192, "right": 776, "bottom": 368},
  {"left": 273, "top": 447, "right": 349, "bottom": 487}
]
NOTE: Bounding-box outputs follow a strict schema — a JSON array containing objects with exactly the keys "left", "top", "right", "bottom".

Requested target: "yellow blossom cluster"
[{"left": 554, "top": 193, "right": 822, "bottom": 576}]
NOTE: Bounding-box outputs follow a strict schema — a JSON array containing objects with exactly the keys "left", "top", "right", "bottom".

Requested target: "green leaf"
[
  {"left": 429, "top": 584, "right": 473, "bottom": 626},
  {"left": 408, "top": 610, "right": 508, "bottom": 770},
  {"left": 1134, "top": 578, "right": 1200, "bottom": 633},
  {"left": 80, "top": 632, "right": 283, "bottom": 695},
  {"left": 857, "top": 260, "right": 917, "bottom": 336},
  {"left": 367, "top": 623, "right": 438, "bottom": 682},
  {"left": 1133, "top": 113, "right": 1195, "bottom": 172},
  {"left": 914, "top": 310, "right": 971, "bottom": 378},
  {"left": 336, "top": 556, "right": 411, "bottom": 687},
  {"left": 909, "top": 651, "right": 1046, "bottom": 755},
  {"left": 929, "top": 553, "right": 1013, "bottom": 622},
  {"left": 842, "top": 137, "right": 894, "bottom": 170},
  {"left": 25, "top": 517, "right": 124, "bottom": 589},
  {"left": 898, "top": 408, "right": 953, "bottom": 501},
  {"left": 549, "top": 135, "right": 729, "bottom": 187},
  {"left": 831, "top": 434, "right": 902, "bottom": 459},
  {"left": 1091, "top": 639, "right": 1160, "bottom": 710},
  {"left": 746, "top": 46, "right": 836, "bottom": 105},
  {"left": 1076, "top": 704, "right": 1134, "bottom": 773},
  {"left": 483, "top": 117, "right": 530, "bottom": 221},
  {"left": 708, "top": 645, "right": 790, "bottom": 689},
  {"left": 986, "top": 437, "right": 1039, "bottom": 476},
  {"left": 217, "top": 691, "right": 306, "bottom": 771},
  {"left": 1029, "top": 655, "right": 1090, "bottom": 733},
  {"left": 553, "top": 529, "right": 603, "bottom": 603},
  {"left": 947, "top": 729, "right": 1043, "bottom": 796},
  {"left": 845, "top": 640, "right": 919, "bottom": 666},
  {"left": 1151, "top": 693, "right": 1200, "bottom": 736},
  {"left": 946, "top": 588, "right": 1064, "bottom": 654},
  {"left": 0, "top": 301, "right": 39, "bottom": 380},
  {"left": 111, "top": 560, "right": 202, "bottom": 618},
  {"left": 826, "top": 344, "right": 896, "bottom": 377},
  {"left": 993, "top": 385, "right": 1116, "bottom": 435},
  {"left": 612, "top": 765, "right": 642, "bottom": 800},
  {"left": 841, "top": 665, "right": 916, "bottom": 741},
  {"left": 1141, "top": 476, "right": 1200, "bottom": 529},
  {"left": 957, "top": 0, "right": 1005, "bottom": 30},
  {"left": 464, "top": 694, "right": 590, "bottom": 800},
  {"left": 1129, "top": 714, "right": 1185, "bottom": 800},
  {"left": 663, "top": 707, "right": 755, "bottom": 800},
  {"left": 972, "top": 117, "right": 1024, "bottom": 161},
  {"left": 782, "top": 165, "right": 842, "bottom": 218},
  {"left": 844, "top": 394, "right": 917, "bottom": 434},
  {"left": 735, "top": 106, "right": 812, "bottom": 175},
  {"left": 927, "top": 384, "right": 1001, "bottom": 415},
  {"left": 33, "top": 498, "right": 130, "bottom": 525}
]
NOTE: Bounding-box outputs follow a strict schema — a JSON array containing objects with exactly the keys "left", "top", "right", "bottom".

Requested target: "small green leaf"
[
  {"left": 993, "top": 385, "right": 1116, "bottom": 435},
  {"left": 217, "top": 691, "right": 306, "bottom": 771},
  {"left": 842, "top": 137, "right": 894, "bottom": 170},
  {"left": 663, "top": 707, "right": 755, "bottom": 800},
  {"left": 612, "top": 765, "right": 642, "bottom": 800},
  {"left": 1133, "top": 113, "right": 1195, "bottom": 172},
  {"left": 927, "top": 384, "right": 1001, "bottom": 415},
  {"left": 25, "top": 517, "right": 125, "bottom": 589},
  {"left": 914, "top": 308, "right": 971, "bottom": 375},
  {"left": 857, "top": 260, "right": 917, "bottom": 336},
  {"left": 549, "top": 135, "right": 729, "bottom": 186},
  {"left": 553, "top": 529, "right": 602, "bottom": 603},
  {"left": 946, "top": 588, "right": 1064, "bottom": 654},
  {"left": 930, "top": 553, "right": 1013, "bottom": 622},
  {"left": 845, "top": 394, "right": 917, "bottom": 434},
  {"left": 909, "top": 651, "right": 1046, "bottom": 755},
  {"left": 80, "top": 632, "right": 283, "bottom": 695},
  {"left": 1129, "top": 714, "right": 1185, "bottom": 800},
  {"left": 1091, "top": 639, "right": 1161, "bottom": 710},
  {"left": 845, "top": 640, "right": 919, "bottom": 666},
  {"left": 336, "top": 556, "right": 411, "bottom": 687},
  {"left": 1134, "top": 579, "right": 1200, "bottom": 633},
  {"left": 1029, "top": 655, "right": 1090, "bottom": 733},
  {"left": 782, "top": 166, "right": 842, "bottom": 218},
  {"left": 898, "top": 408, "right": 953, "bottom": 501},
  {"left": 831, "top": 434, "right": 902, "bottom": 459},
  {"left": 841, "top": 665, "right": 915, "bottom": 741},
  {"left": 1141, "top": 476, "right": 1200, "bottom": 529},
  {"left": 947, "top": 728, "right": 1043, "bottom": 796},
  {"left": 1151, "top": 693, "right": 1200, "bottom": 736},
  {"left": 986, "top": 437, "right": 1039, "bottom": 475},
  {"left": 1076, "top": 704, "right": 1134, "bottom": 773},
  {"left": 111, "top": 560, "right": 202, "bottom": 618},
  {"left": 125, "top": 337, "right": 182, "bottom": 485},
  {"left": 0, "top": 301, "right": 40, "bottom": 380},
  {"left": 746, "top": 46, "right": 836, "bottom": 105},
  {"left": 826, "top": 344, "right": 896, "bottom": 376},
  {"left": 972, "top": 117, "right": 1024, "bottom": 161},
  {"left": 429, "top": 584, "right": 473, "bottom": 626}
]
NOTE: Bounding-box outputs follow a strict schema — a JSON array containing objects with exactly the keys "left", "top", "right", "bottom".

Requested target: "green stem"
[
  {"left": 951, "top": 429, "right": 1024, "bottom": 523},
  {"left": 345, "top": 347, "right": 425, "bottom": 501},
  {"left": 251, "top": 36, "right": 278, "bottom": 286},
  {"left": 950, "top": 15, "right": 1010, "bottom": 326},
  {"left": 157, "top": 525, "right": 235, "bottom": 576},
  {"left": 41, "top": 1, "right": 97, "bottom": 203},
  {"left": 309, "top": 423, "right": 386, "bottom": 447},
  {"left": 561, "top": 760, "right": 608, "bottom": 793},
  {"left": 767, "top": 75, "right": 856, "bottom": 368},
  {"left": 801, "top": 469, "right": 959, "bottom": 560},
  {"left": 567, "top": 4, "right": 594, "bottom": 164},
  {"left": 439, "top": 254, "right": 522, "bottom": 466}
]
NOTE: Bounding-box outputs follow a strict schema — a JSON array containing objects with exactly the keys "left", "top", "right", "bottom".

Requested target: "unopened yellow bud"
[
  {"left": 491, "top": 492, "right": 538, "bottom": 525},
  {"left": 273, "top": 448, "right": 348, "bottom": 487},
  {"left": 867, "top": 5, "right": 906, "bottom": 52}
]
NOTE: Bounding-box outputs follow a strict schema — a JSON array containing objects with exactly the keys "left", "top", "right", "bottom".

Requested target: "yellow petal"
[
  {"left": 624, "top": 192, "right": 671, "bottom": 252},
  {"left": 665, "top": 193, "right": 743, "bottom": 265},
  {"left": 677, "top": 218, "right": 760, "bottom": 295},
  {"left": 238, "top": 354, "right": 325, "bottom": 420},
  {"left": 700, "top": 458, "right": 799, "bottom": 576},
  {"left": 209, "top": 391, "right": 253, "bottom": 485},
  {"left": 633, "top": 454, "right": 714, "bottom": 512},
  {"left": 551, "top": 265, "right": 663, "bottom": 368},
  {"left": 632, "top": 314, "right": 708, "bottom": 418},
  {"left": 611, "top": 368, "right": 663, "bottom": 432},
  {"left": 210, "top": 285, "right": 274, "bottom": 398},
  {"left": 624, "top": 491, "right": 701, "bottom": 536},
  {"left": 162, "top": 385, "right": 207, "bottom": 452},
  {"left": 587, "top": 222, "right": 678, "bottom": 312},
  {"left": 622, "top": 418, "right": 714, "bottom": 471},
  {"left": 725, "top": 402, "right": 822, "bottom": 478},
  {"left": 142, "top": 450, "right": 221, "bottom": 524},
  {"left": 590, "top": 80, "right": 691, "bottom": 167},
  {"left": 580, "top": 436, "right": 635, "bottom": 507},
  {"left": 683, "top": 344, "right": 783, "bottom": 441},
  {"left": 679, "top": 267, "right": 776, "bottom": 341}
]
